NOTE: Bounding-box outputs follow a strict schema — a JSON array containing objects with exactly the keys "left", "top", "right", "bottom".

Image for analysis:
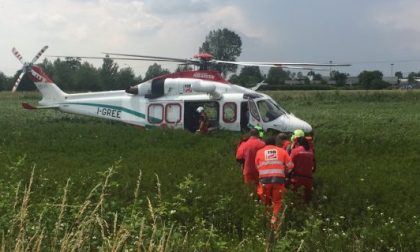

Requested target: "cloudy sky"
[{"left": 1, "top": 0, "right": 420, "bottom": 78}]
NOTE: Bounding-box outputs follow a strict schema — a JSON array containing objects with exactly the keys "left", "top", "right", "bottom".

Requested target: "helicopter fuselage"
[{"left": 32, "top": 69, "right": 312, "bottom": 134}]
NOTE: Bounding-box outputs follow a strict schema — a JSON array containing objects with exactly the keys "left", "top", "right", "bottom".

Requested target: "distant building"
[
  {"left": 399, "top": 77, "right": 420, "bottom": 83},
  {"left": 399, "top": 77, "right": 420, "bottom": 89},
  {"left": 382, "top": 77, "right": 399, "bottom": 85}
]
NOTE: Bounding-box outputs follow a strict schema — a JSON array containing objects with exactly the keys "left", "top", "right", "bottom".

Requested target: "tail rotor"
[
  {"left": 12, "top": 72, "right": 25, "bottom": 92},
  {"left": 30, "top": 45, "right": 49, "bottom": 65},
  {"left": 11, "top": 46, "right": 48, "bottom": 92}
]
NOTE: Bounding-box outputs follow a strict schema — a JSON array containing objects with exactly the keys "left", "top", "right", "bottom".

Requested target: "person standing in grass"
[
  {"left": 236, "top": 128, "right": 265, "bottom": 185},
  {"left": 255, "top": 136, "right": 294, "bottom": 228},
  {"left": 289, "top": 136, "right": 315, "bottom": 203}
]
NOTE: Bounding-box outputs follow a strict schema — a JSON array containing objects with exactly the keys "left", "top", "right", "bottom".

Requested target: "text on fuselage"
[{"left": 97, "top": 107, "right": 121, "bottom": 119}]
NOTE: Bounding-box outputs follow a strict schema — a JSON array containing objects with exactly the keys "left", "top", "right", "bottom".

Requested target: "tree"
[
  {"left": 100, "top": 56, "right": 119, "bottom": 90},
  {"left": 49, "top": 58, "right": 79, "bottom": 90},
  {"left": 296, "top": 72, "right": 304, "bottom": 79},
  {"left": 0, "top": 72, "right": 14, "bottom": 91},
  {"left": 116, "top": 67, "right": 137, "bottom": 90},
  {"left": 307, "top": 71, "right": 323, "bottom": 83},
  {"left": 144, "top": 63, "right": 170, "bottom": 81},
  {"left": 358, "top": 70, "right": 385, "bottom": 89},
  {"left": 175, "top": 65, "right": 193, "bottom": 72},
  {"left": 407, "top": 72, "right": 420, "bottom": 83},
  {"left": 38, "top": 58, "right": 55, "bottom": 77},
  {"left": 330, "top": 70, "right": 349, "bottom": 86},
  {"left": 232, "top": 66, "right": 263, "bottom": 87},
  {"left": 266, "top": 67, "right": 290, "bottom": 85},
  {"left": 73, "top": 62, "right": 101, "bottom": 91},
  {"left": 0, "top": 72, "right": 8, "bottom": 91},
  {"left": 395, "top": 71, "right": 403, "bottom": 79},
  {"left": 199, "top": 28, "right": 242, "bottom": 76},
  {"left": 228, "top": 74, "right": 240, "bottom": 84}
]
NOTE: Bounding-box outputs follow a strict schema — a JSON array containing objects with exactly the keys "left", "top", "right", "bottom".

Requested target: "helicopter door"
[{"left": 247, "top": 99, "right": 262, "bottom": 129}]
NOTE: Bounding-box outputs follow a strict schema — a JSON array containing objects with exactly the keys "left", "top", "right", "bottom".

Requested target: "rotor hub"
[{"left": 193, "top": 53, "right": 214, "bottom": 62}]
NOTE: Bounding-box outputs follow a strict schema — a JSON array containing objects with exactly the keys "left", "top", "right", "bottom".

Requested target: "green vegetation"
[
  {"left": 199, "top": 28, "right": 242, "bottom": 76},
  {"left": 0, "top": 90, "right": 419, "bottom": 251}
]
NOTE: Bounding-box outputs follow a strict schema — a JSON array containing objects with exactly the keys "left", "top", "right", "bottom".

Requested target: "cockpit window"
[
  {"left": 257, "top": 99, "right": 287, "bottom": 122},
  {"left": 249, "top": 100, "right": 260, "bottom": 121}
]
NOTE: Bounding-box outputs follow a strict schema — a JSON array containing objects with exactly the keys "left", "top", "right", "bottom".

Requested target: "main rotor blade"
[
  {"left": 12, "top": 47, "right": 25, "bottom": 65},
  {"left": 213, "top": 60, "right": 351, "bottom": 67},
  {"left": 102, "top": 52, "right": 190, "bottom": 63},
  {"left": 30, "top": 45, "right": 49, "bottom": 64},
  {"left": 46, "top": 55, "right": 179, "bottom": 62},
  {"left": 12, "top": 71, "right": 25, "bottom": 92},
  {"left": 280, "top": 66, "right": 330, "bottom": 71}
]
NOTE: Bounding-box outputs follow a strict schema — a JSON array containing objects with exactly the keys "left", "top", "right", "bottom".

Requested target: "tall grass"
[{"left": 0, "top": 90, "right": 419, "bottom": 251}]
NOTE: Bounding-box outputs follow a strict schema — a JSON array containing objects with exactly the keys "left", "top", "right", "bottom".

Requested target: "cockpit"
[{"left": 256, "top": 98, "right": 288, "bottom": 122}]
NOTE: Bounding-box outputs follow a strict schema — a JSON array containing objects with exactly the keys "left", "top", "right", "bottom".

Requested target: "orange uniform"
[
  {"left": 236, "top": 136, "right": 265, "bottom": 184},
  {"left": 255, "top": 145, "right": 294, "bottom": 224},
  {"left": 290, "top": 146, "right": 315, "bottom": 202},
  {"left": 197, "top": 112, "right": 209, "bottom": 134}
]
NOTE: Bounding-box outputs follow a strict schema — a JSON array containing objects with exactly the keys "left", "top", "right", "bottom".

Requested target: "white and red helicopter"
[{"left": 12, "top": 46, "right": 350, "bottom": 134}]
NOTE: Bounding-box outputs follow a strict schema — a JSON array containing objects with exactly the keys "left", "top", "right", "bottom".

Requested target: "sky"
[{"left": 1, "top": 0, "right": 420, "bottom": 78}]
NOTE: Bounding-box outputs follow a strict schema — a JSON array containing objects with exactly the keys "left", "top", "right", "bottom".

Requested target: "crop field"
[{"left": 0, "top": 90, "right": 419, "bottom": 251}]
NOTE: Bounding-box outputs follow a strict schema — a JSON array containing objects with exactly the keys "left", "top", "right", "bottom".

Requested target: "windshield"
[{"left": 257, "top": 99, "right": 288, "bottom": 122}]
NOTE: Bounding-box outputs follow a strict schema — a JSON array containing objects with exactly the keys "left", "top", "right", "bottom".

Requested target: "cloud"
[
  {"left": 374, "top": 0, "right": 420, "bottom": 51},
  {"left": 374, "top": 1, "right": 420, "bottom": 32},
  {"left": 143, "top": 0, "right": 211, "bottom": 15},
  {"left": 1, "top": 0, "right": 163, "bottom": 50},
  {"left": 200, "top": 5, "right": 266, "bottom": 40}
]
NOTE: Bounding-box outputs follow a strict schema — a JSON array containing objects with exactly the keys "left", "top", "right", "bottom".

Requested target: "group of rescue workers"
[{"left": 235, "top": 127, "right": 316, "bottom": 228}]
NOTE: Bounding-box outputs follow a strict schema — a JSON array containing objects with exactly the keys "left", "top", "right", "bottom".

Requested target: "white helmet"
[{"left": 196, "top": 106, "right": 204, "bottom": 113}]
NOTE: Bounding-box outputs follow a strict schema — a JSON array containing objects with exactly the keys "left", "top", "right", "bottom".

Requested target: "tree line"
[{"left": 1, "top": 28, "right": 420, "bottom": 91}]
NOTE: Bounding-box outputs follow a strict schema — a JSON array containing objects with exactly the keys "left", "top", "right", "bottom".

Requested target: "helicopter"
[{"left": 11, "top": 46, "right": 350, "bottom": 134}]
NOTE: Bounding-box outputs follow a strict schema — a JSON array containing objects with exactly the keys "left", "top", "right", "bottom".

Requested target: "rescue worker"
[
  {"left": 254, "top": 125, "right": 265, "bottom": 138},
  {"left": 289, "top": 136, "right": 315, "bottom": 202},
  {"left": 255, "top": 136, "right": 294, "bottom": 227},
  {"left": 288, "top": 129, "right": 305, "bottom": 153},
  {"left": 289, "top": 129, "right": 317, "bottom": 171},
  {"left": 196, "top": 106, "right": 209, "bottom": 134},
  {"left": 236, "top": 128, "right": 265, "bottom": 185},
  {"left": 305, "top": 133, "right": 316, "bottom": 172}
]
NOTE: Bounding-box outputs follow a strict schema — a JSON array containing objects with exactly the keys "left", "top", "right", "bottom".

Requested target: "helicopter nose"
[
  {"left": 299, "top": 120, "right": 313, "bottom": 133},
  {"left": 288, "top": 116, "right": 312, "bottom": 132},
  {"left": 273, "top": 115, "right": 312, "bottom": 133}
]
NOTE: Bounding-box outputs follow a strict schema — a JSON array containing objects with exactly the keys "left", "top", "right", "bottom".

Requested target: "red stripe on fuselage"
[{"left": 155, "top": 70, "right": 229, "bottom": 84}]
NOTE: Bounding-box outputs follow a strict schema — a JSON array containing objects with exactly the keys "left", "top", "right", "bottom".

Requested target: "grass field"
[{"left": 0, "top": 90, "right": 419, "bottom": 251}]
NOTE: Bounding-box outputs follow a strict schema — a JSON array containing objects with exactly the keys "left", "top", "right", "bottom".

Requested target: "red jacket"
[
  {"left": 290, "top": 146, "right": 314, "bottom": 178},
  {"left": 236, "top": 136, "right": 265, "bottom": 176},
  {"left": 255, "top": 145, "right": 294, "bottom": 184},
  {"left": 282, "top": 140, "right": 291, "bottom": 151}
]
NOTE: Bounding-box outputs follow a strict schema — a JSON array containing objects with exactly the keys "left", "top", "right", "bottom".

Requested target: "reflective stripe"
[
  {"left": 257, "top": 160, "right": 284, "bottom": 168},
  {"left": 300, "top": 151, "right": 313, "bottom": 154},
  {"left": 259, "top": 169, "right": 285, "bottom": 175}
]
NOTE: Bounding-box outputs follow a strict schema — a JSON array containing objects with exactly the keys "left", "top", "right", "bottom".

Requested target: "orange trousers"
[{"left": 258, "top": 183, "right": 286, "bottom": 218}]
